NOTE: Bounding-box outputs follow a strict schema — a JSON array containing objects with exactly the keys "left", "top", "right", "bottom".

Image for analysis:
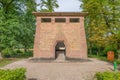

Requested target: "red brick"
[{"left": 33, "top": 12, "right": 87, "bottom": 59}]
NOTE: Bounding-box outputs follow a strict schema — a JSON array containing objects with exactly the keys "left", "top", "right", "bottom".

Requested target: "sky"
[{"left": 36, "top": 0, "right": 82, "bottom": 12}]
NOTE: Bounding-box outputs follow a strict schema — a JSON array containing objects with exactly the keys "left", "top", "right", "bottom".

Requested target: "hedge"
[
  {"left": 0, "top": 68, "right": 26, "bottom": 80},
  {"left": 94, "top": 71, "right": 120, "bottom": 80},
  {"left": 1, "top": 48, "right": 33, "bottom": 58}
]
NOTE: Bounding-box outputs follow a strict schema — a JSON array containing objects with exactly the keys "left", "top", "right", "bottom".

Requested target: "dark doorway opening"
[{"left": 55, "top": 41, "right": 66, "bottom": 60}]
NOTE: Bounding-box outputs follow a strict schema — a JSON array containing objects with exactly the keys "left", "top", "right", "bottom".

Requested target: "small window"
[
  {"left": 55, "top": 18, "right": 66, "bottom": 22},
  {"left": 41, "top": 18, "right": 51, "bottom": 22},
  {"left": 70, "top": 18, "right": 79, "bottom": 22}
]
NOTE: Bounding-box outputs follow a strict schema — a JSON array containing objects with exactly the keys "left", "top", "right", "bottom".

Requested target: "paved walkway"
[{"left": 1, "top": 58, "right": 113, "bottom": 80}]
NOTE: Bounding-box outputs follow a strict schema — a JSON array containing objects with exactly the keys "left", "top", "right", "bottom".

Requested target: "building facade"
[{"left": 33, "top": 12, "right": 87, "bottom": 60}]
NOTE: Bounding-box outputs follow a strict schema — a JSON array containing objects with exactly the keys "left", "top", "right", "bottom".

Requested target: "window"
[
  {"left": 41, "top": 18, "right": 51, "bottom": 22},
  {"left": 55, "top": 18, "right": 66, "bottom": 22},
  {"left": 70, "top": 18, "right": 79, "bottom": 22}
]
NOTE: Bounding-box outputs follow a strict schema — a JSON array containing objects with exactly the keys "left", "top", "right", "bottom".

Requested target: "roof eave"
[{"left": 32, "top": 12, "right": 88, "bottom": 17}]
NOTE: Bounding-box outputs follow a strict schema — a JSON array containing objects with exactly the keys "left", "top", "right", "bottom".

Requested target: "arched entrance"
[{"left": 55, "top": 41, "right": 66, "bottom": 60}]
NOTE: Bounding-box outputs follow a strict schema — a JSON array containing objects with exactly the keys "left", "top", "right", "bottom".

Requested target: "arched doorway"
[{"left": 55, "top": 41, "right": 66, "bottom": 60}]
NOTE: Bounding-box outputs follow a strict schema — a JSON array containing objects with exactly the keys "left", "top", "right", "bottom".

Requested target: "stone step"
[{"left": 55, "top": 51, "right": 65, "bottom": 62}]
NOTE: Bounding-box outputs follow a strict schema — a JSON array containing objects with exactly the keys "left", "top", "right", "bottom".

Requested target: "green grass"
[
  {"left": 88, "top": 54, "right": 120, "bottom": 65},
  {"left": 0, "top": 58, "right": 21, "bottom": 67},
  {"left": 88, "top": 54, "right": 108, "bottom": 61}
]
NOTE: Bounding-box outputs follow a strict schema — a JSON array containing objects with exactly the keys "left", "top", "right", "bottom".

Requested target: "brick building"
[{"left": 33, "top": 12, "right": 87, "bottom": 60}]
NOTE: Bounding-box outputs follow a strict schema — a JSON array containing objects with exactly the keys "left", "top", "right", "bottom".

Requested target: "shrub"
[
  {"left": 94, "top": 71, "right": 120, "bottom": 80},
  {"left": 116, "top": 59, "right": 120, "bottom": 65},
  {"left": 1, "top": 48, "right": 33, "bottom": 58},
  {"left": 1, "top": 48, "right": 13, "bottom": 58},
  {"left": 24, "top": 50, "right": 33, "bottom": 57},
  {"left": 0, "top": 68, "right": 26, "bottom": 80},
  {"left": 11, "top": 49, "right": 23, "bottom": 58},
  {"left": 103, "top": 45, "right": 118, "bottom": 58},
  {"left": 14, "top": 50, "right": 33, "bottom": 58},
  {"left": 0, "top": 44, "right": 5, "bottom": 52},
  {"left": 103, "top": 46, "right": 114, "bottom": 54},
  {"left": 16, "top": 49, "right": 23, "bottom": 53}
]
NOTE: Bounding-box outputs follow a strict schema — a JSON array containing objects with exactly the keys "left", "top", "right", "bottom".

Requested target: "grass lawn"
[
  {"left": 0, "top": 58, "right": 21, "bottom": 67},
  {"left": 88, "top": 54, "right": 120, "bottom": 65},
  {"left": 88, "top": 54, "right": 107, "bottom": 61}
]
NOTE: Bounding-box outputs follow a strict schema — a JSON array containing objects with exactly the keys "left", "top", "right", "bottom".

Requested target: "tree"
[
  {"left": 15, "top": 0, "right": 36, "bottom": 53},
  {"left": 79, "top": 0, "right": 120, "bottom": 55},
  {"left": 40, "top": 0, "right": 59, "bottom": 12},
  {"left": 0, "top": 0, "right": 37, "bottom": 53},
  {"left": 0, "top": 0, "right": 20, "bottom": 51}
]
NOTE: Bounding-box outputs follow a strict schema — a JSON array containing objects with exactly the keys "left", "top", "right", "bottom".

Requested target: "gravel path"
[{"left": 1, "top": 58, "right": 113, "bottom": 80}]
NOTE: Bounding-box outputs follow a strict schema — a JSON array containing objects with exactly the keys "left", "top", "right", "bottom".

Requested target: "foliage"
[
  {"left": 1, "top": 48, "right": 33, "bottom": 58},
  {"left": 0, "top": 0, "right": 37, "bottom": 54},
  {"left": 0, "top": 68, "right": 26, "bottom": 80},
  {"left": 80, "top": 0, "right": 120, "bottom": 56},
  {"left": 11, "top": 50, "right": 33, "bottom": 58},
  {"left": 117, "top": 49, "right": 120, "bottom": 54},
  {"left": 40, "top": 0, "right": 59, "bottom": 12},
  {"left": 0, "top": 0, "right": 59, "bottom": 57},
  {"left": 103, "top": 45, "right": 116, "bottom": 55},
  {"left": 14, "top": 0, "right": 36, "bottom": 53},
  {"left": 116, "top": 59, "right": 120, "bottom": 65},
  {"left": 1, "top": 48, "right": 13, "bottom": 58},
  {"left": 94, "top": 71, "right": 120, "bottom": 80}
]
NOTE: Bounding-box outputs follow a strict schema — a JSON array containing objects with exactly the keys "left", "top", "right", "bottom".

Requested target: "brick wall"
[{"left": 33, "top": 16, "right": 87, "bottom": 59}]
